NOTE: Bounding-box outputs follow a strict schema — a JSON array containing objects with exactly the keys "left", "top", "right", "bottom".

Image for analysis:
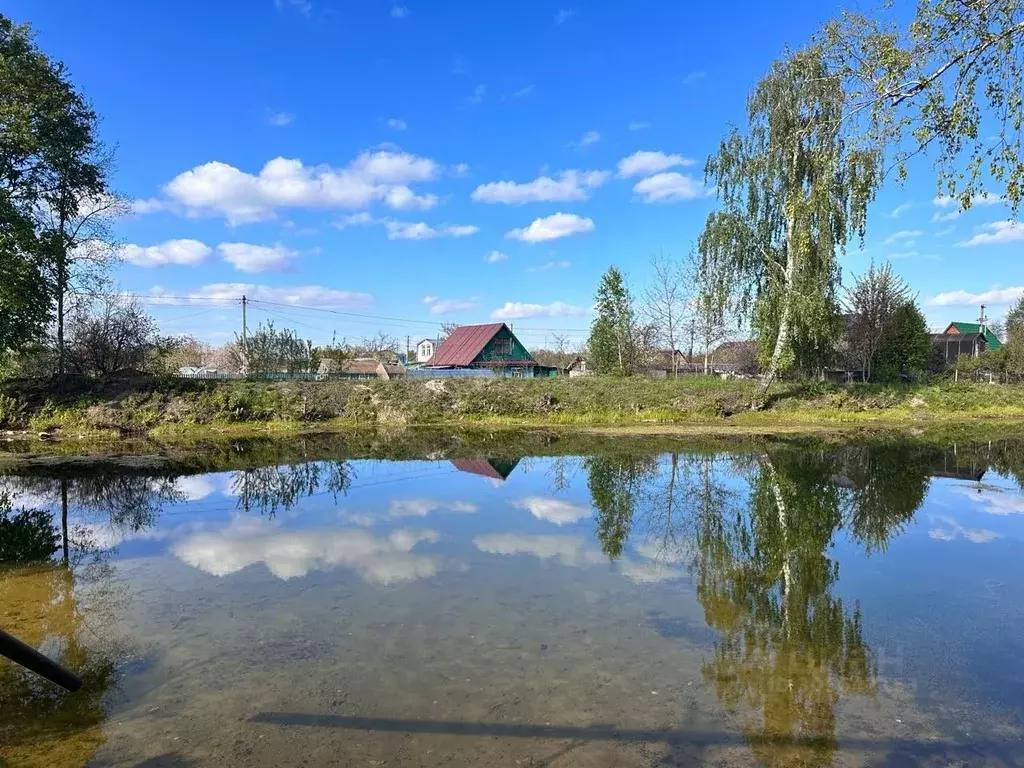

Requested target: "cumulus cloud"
[
  {"left": 511, "top": 497, "right": 591, "bottom": 525},
  {"left": 486, "top": 250, "right": 507, "bottom": 263},
  {"left": 174, "top": 519, "right": 441, "bottom": 583},
  {"left": 578, "top": 130, "right": 600, "bottom": 147},
  {"left": 888, "top": 202, "right": 913, "bottom": 218},
  {"left": 953, "top": 487, "right": 1024, "bottom": 515},
  {"left": 163, "top": 150, "right": 441, "bottom": 224},
  {"left": 632, "top": 172, "right": 707, "bottom": 202},
  {"left": 928, "top": 514, "right": 1001, "bottom": 544},
  {"left": 389, "top": 499, "right": 479, "bottom": 517},
  {"left": 927, "top": 285, "right": 1024, "bottom": 307},
  {"left": 617, "top": 150, "right": 694, "bottom": 178},
  {"left": 174, "top": 475, "right": 219, "bottom": 501},
  {"left": 505, "top": 212, "right": 594, "bottom": 242},
  {"left": 628, "top": 120, "right": 650, "bottom": 131},
  {"left": 217, "top": 243, "right": 298, "bottom": 273},
  {"left": 122, "top": 239, "right": 211, "bottom": 267},
  {"left": 148, "top": 283, "right": 373, "bottom": 309},
  {"left": 471, "top": 170, "right": 608, "bottom": 204},
  {"left": 490, "top": 301, "right": 588, "bottom": 319},
  {"left": 132, "top": 198, "right": 165, "bottom": 215},
  {"left": 933, "top": 192, "right": 1003, "bottom": 208},
  {"left": 956, "top": 220, "right": 1024, "bottom": 247},
  {"left": 386, "top": 118, "right": 408, "bottom": 130}
]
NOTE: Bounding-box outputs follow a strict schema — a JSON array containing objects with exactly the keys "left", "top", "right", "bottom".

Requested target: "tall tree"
[
  {"left": 643, "top": 252, "right": 689, "bottom": 375},
  {"left": 589, "top": 266, "right": 639, "bottom": 376},
  {"left": 699, "top": 46, "right": 881, "bottom": 406},
  {"left": 687, "top": 248, "right": 732, "bottom": 374},
  {"left": 823, "top": 0, "right": 1024, "bottom": 213},
  {"left": 0, "top": 15, "right": 120, "bottom": 370},
  {"left": 844, "top": 262, "right": 913, "bottom": 381}
]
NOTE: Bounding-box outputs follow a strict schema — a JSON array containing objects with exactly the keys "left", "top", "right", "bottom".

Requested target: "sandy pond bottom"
[{"left": 3, "top": 441, "right": 1024, "bottom": 767}]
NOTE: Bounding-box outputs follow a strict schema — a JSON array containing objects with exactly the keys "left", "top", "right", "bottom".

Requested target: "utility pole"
[
  {"left": 406, "top": 335, "right": 411, "bottom": 364},
  {"left": 241, "top": 295, "right": 249, "bottom": 376},
  {"left": 688, "top": 319, "right": 695, "bottom": 372}
]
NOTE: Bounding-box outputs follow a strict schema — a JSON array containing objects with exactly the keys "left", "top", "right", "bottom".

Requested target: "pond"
[{"left": 2, "top": 433, "right": 1024, "bottom": 767}]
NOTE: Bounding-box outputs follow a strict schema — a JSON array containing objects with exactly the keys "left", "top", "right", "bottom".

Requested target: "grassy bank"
[{"left": 2, "top": 375, "right": 1024, "bottom": 442}]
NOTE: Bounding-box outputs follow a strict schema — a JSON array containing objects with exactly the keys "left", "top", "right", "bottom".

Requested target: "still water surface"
[{"left": 2, "top": 436, "right": 1024, "bottom": 767}]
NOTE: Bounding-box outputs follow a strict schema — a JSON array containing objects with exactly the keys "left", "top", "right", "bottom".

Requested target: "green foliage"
[
  {"left": 238, "top": 321, "right": 317, "bottom": 374},
  {"left": 873, "top": 302, "right": 932, "bottom": 383},
  {"left": 700, "top": 46, "right": 881, "bottom": 403},
  {"left": 0, "top": 498, "right": 59, "bottom": 563},
  {"left": 0, "top": 392, "right": 27, "bottom": 428},
  {"left": 822, "top": 0, "right": 1024, "bottom": 212},
  {"left": 589, "top": 266, "right": 637, "bottom": 376}
]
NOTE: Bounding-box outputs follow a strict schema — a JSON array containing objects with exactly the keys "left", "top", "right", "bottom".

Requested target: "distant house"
[
  {"left": 450, "top": 458, "right": 521, "bottom": 482},
  {"left": 643, "top": 349, "right": 689, "bottom": 377},
  {"left": 426, "top": 323, "right": 557, "bottom": 377},
  {"left": 416, "top": 338, "right": 445, "bottom": 364},
  {"left": 323, "top": 358, "right": 406, "bottom": 380},
  {"left": 565, "top": 357, "right": 590, "bottom": 377},
  {"left": 930, "top": 320, "right": 1003, "bottom": 366}
]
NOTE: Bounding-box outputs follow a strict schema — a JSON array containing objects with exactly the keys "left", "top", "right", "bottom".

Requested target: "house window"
[{"left": 493, "top": 338, "right": 512, "bottom": 356}]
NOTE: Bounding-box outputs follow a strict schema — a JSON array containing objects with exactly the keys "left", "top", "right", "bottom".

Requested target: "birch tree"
[
  {"left": 643, "top": 253, "right": 689, "bottom": 375},
  {"left": 699, "top": 47, "right": 881, "bottom": 407},
  {"left": 822, "top": 0, "right": 1024, "bottom": 212}
]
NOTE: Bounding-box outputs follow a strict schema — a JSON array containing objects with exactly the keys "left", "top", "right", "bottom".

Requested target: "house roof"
[
  {"left": 450, "top": 458, "right": 520, "bottom": 481},
  {"left": 341, "top": 359, "right": 383, "bottom": 375},
  {"left": 946, "top": 322, "right": 1003, "bottom": 349},
  {"left": 429, "top": 323, "right": 507, "bottom": 366}
]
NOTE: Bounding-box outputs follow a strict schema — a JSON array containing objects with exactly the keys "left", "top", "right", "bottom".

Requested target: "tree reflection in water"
[
  {"left": 231, "top": 460, "right": 354, "bottom": 518},
  {"left": 585, "top": 441, "right": 946, "bottom": 767},
  {"left": 0, "top": 493, "right": 127, "bottom": 768}
]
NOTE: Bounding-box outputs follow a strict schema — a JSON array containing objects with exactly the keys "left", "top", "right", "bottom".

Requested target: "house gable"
[{"left": 471, "top": 325, "right": 534, "bottom": 366}]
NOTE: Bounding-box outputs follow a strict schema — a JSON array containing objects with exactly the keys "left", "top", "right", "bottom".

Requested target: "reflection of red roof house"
[{"left": 450, "top": 458, "right": 521, "bottom": 482}]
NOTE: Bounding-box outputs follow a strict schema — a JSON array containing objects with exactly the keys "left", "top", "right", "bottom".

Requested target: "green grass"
[{"left": 2, "top": 375, "right": 1024, "bottom": 442}]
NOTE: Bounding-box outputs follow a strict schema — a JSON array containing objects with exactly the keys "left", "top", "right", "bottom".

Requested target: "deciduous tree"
[{"left": 699, "top": 46, "right": 880, "bottom": 406}]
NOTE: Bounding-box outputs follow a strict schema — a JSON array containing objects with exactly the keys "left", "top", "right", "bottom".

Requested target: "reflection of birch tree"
[
  {"left": 586, "top": 455, "right": 659, "bottom": 560},
  {"left": 232, "top": 460, "right": 354, "bottom": 518},
  {"left": 696, "top": 448, "right": 876, "bottom": 768}
]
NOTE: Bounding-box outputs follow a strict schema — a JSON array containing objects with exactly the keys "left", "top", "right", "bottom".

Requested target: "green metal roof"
[{"left": 948, "top": 322, "right": 1003, "bottom": 349}]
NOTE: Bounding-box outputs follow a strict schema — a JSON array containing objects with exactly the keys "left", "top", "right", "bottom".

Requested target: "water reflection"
[{"left": 1, "top": 437, "right": 1023, "bottom": 766}]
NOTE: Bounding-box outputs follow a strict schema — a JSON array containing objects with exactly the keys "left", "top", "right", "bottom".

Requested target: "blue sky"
[{"left": 7, "top": 0, "right": 1022, "bottom": 348}]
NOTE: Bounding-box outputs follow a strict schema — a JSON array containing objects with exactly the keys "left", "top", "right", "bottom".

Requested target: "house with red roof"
[{"left": 425, "top": 323, "right": 558, "bottom": 377}]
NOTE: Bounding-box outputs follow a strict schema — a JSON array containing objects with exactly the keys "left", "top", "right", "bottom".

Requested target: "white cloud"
[
  {"left": 928, "top": 514, "right": 1001, "bottom": 544},
  {"left": 389, "top": 499, "right": 479, "bottom": 517},
  {"left": 474, "top": 533, "right": 604, "bottom": 566},
  {"left": 468, "top": 84, "right": 486, "bottom": 105},
  {"left": 617, "top": 150, "right": 694, "bottom": 178},
  {"left": 386, "top": 118, "right": 407, "bottom": 131},
  {"left": 956, "top": 220, "right": 1024, "bottom": 247},
  {"left": 505, "top": 212, "right": 594, "bottom": 242},
  {"left": 514, "top": 85, "right": 535, "bottom": 98},
  {"left": 122, "top": 239, "right": 211, "bottom": 267},
  {"left": 422, "top": 295, "right": 439, "bottom": 304},
  {"left": 336, "top": 211, "right": 376, "bottom": 228},
  {"left": 888, "top": 202, "right": 913, "bottom": 218},
  {"left": 390, "top": 4, "right": 409, "bottom": 18},
  {"left": 385, "top": 220, "right": 478, "bottom": 240},
  {"left": 554, "top": 8, "right": 577, "bottom": 24},
  {"left": 174, "top": 518, "right": 440, "bottom": 583},
  {"left": 163, "top": 150, "right": 441, "bottom": 225},
  {"left": 681, "top": 71, "right": 706, "bottom": 84},
  {"left": 954, "top": 487, "right": 1024, "bottom": 515},
  {"left": 445, "top": 224, "right": 480, "bottom": 237},
  {"left": 512, "top": 497, "right": 591, "bottom": 525},
  {"left": 384, "top": 186, "right": 438, "bottom": 210},
  {"left": 935, "top": 225, "right": 956, "bottom": 237},
  {"left": 888, "top": 251, "right": 919, "bottom": 259},
  {"left": 471, "top": 170, "right": 608, "bottom": 204},
  {"left": 932, "top": 210, "right": 961, "bottom": 223},
  {"left": 131, "top": 198, "right": 165, "bottom": 215},
  {"left": 486, "top": 250, "right": 507, "bottom": 263},
  {"left": 266, "top": 111, "right": 295, "bottom": 127},
  {"left": 632, "top": 172, "right": 707, "bottom": 202},
  {"left": 453, "top": 162, "right": 470, "bottom": 176},
  {"left": 175, "top": 476, "right": 219, "bottom": 501},
  {"left": 427, "top": 299, "right": 478, "bottom": 315},
  {"left": 490, "top": 301, "right": 588, "bottom": 320},
  {"left": 578, "top": 130, "right": 600, "bottom": 147},
  {"left": 525, "top": 260, "right": 570, "bottom": 273},
  {"left": 628, "top": 120, "right": 650, "bottom": 131},
  {"left": 927, "top": 285, "right": 1024, "bottom": 307},
  {"left": 217, "top": 243, "right": 298, "bottom": 273},
  {"left": 148, "top": 283, "right": 373, "bottom": 309},
  {"left": 883, "top": 229, "right": 923, "bottom": 245}
]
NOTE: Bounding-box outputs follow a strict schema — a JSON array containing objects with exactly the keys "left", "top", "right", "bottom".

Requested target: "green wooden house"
[{"left": 426, "top": 323, "right": 557, "bottom": 377}]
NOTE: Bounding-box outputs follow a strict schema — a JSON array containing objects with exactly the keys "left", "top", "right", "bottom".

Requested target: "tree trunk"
[
  {"left": 752, "top": 240, "right": 796, "bottom": 408},
  {"left": 61, "top": 478, "right": 69, "bottom": 567},
  {"left": 56, "top": 194, "right": 69, "bottom": 376},
  {"left": 767, "top": 457, "right": 793, "bottom": 641}
]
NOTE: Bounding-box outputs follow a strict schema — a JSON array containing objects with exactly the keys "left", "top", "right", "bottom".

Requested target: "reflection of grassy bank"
[{"left": 2, "top": 375, "right": 1024, "bottom": 446}]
